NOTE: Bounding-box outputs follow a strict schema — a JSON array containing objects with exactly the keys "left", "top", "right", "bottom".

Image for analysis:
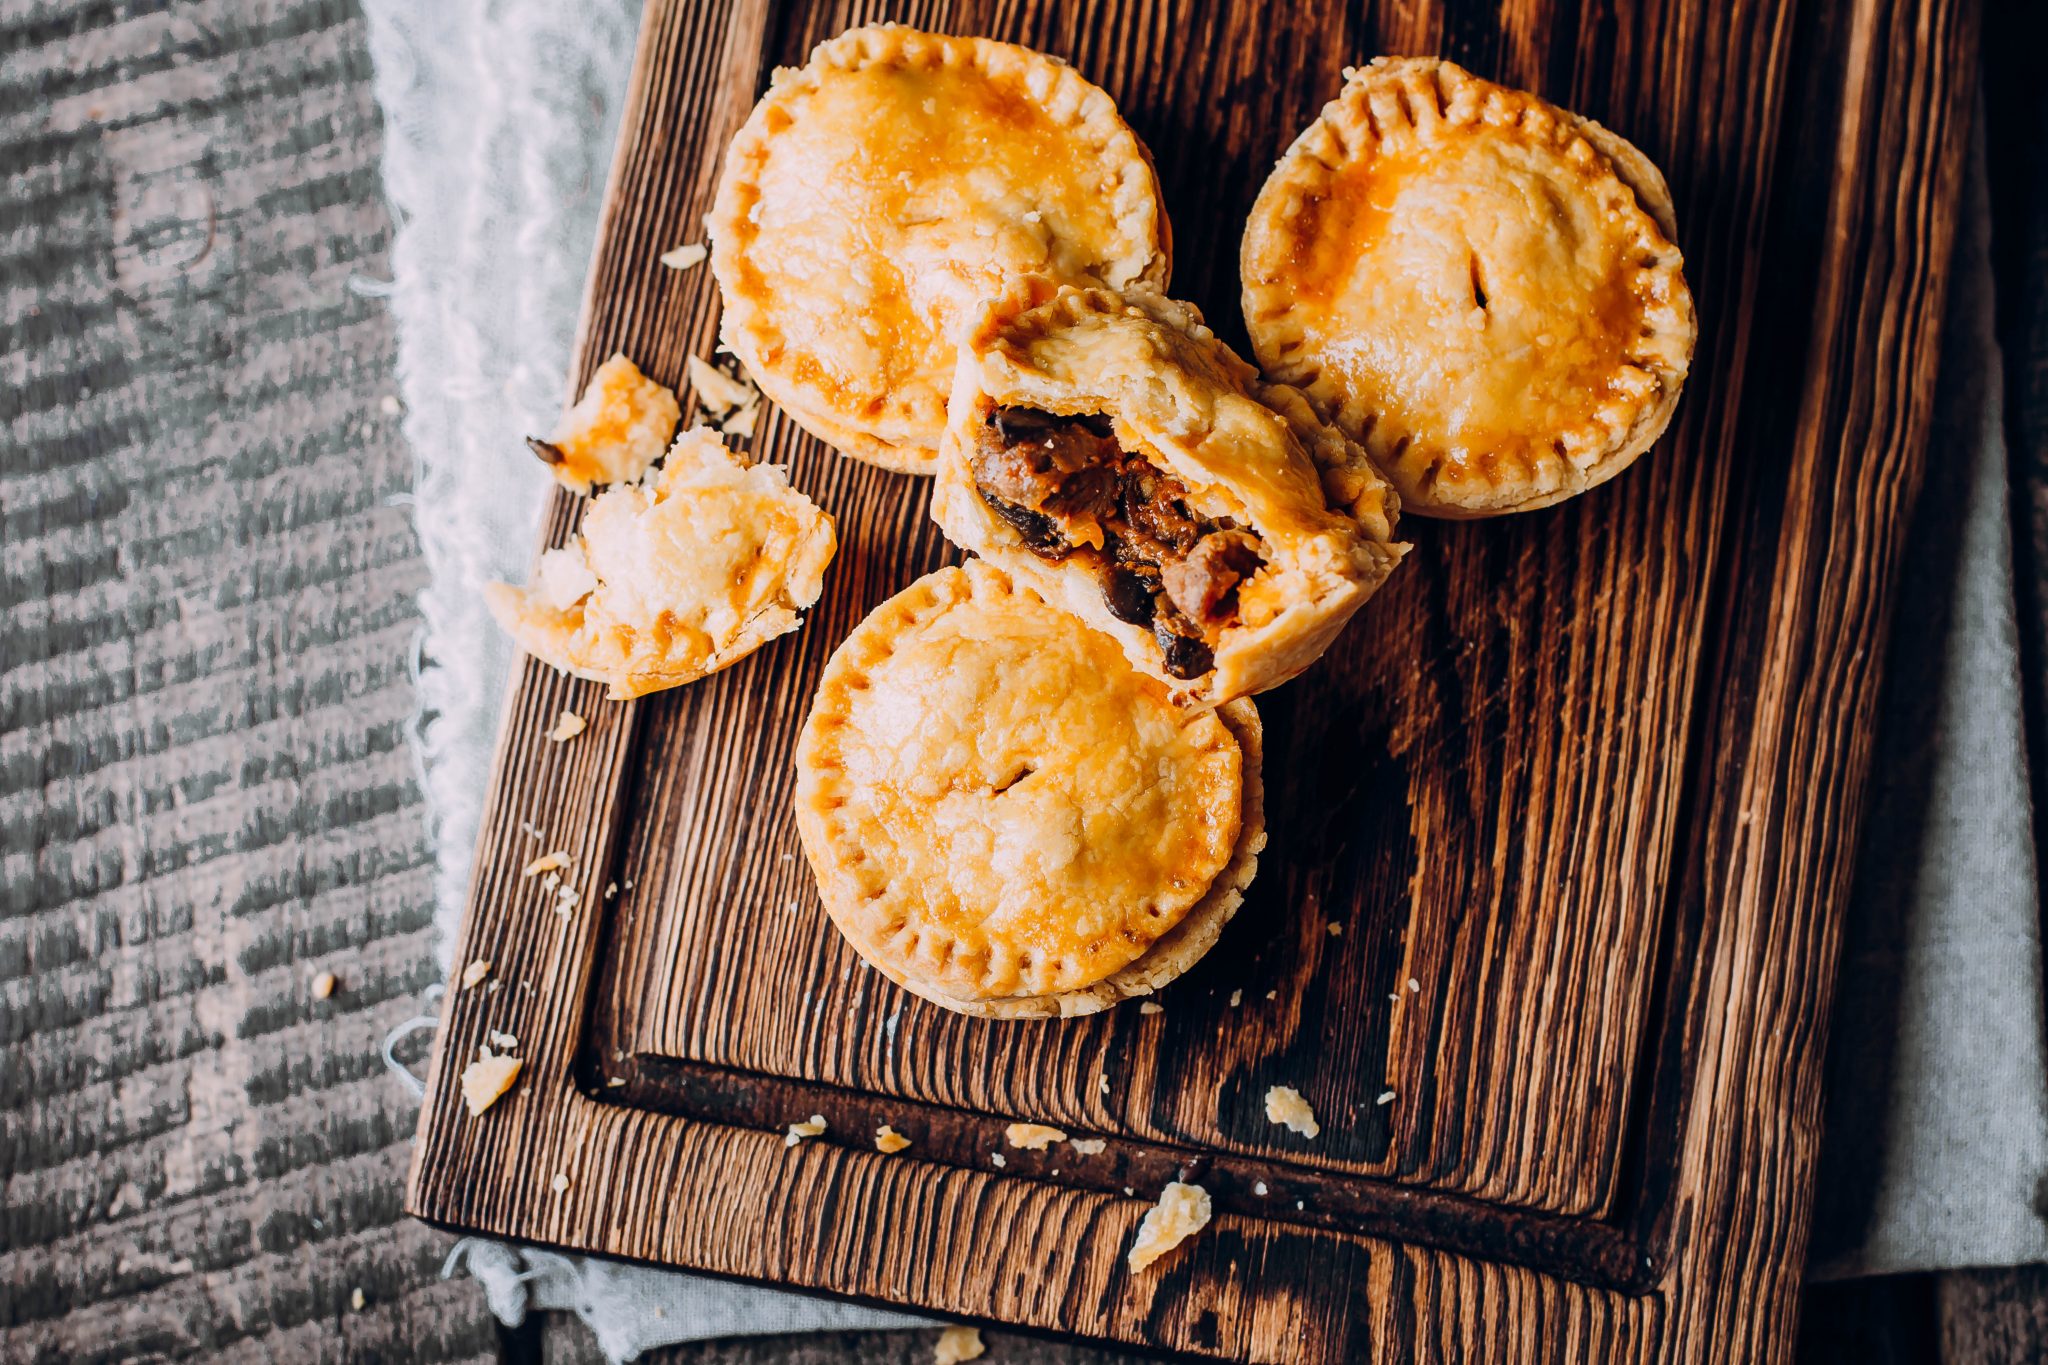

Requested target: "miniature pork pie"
[
  {"left": 931, "top": 284, "right": 1406, "bottom": 705},
  {"left": 1241, "top": 58, "right": 1695, "bottom": 516},
  {"left": 794, "top": 560, "right": 1264, "bottom": 1019},
  {"left": 708, "top": 24, "right": 1170, "bottom": 474},
  {"left": 487, "top": 426, "right": 835, "bottom": 699}
]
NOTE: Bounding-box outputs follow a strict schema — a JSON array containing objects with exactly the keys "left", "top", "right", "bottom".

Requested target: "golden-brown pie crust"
[
  {"left": 1241, "top": 58, "right": 1695, "bottom": 517},
  {"left": 486, "top": 426, "right": 836, "bottom": 699},
  {"left": 931, "top": 283, "right": 1406, "bottom": 705},
  {"left": 794, "top": 560, "right": 1264, "bottom": 1018},
  {"left": 708, "top": 24, "right": 1170, "bottom": 475}
]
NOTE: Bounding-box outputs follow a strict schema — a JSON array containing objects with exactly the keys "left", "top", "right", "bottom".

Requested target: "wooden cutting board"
[{"left": 406, "top": 0, "right": 1979, "bottom": 1359}]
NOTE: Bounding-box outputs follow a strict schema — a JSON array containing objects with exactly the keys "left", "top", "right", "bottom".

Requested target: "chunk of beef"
[{"left": 1160, "top": 531, "right": 1264, "bottom": 628}]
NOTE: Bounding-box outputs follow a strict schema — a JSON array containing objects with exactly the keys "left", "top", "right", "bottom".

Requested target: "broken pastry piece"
[
  {"left": 487, "top": 426, "right": 836, "bottom": 699},
  {"left": 795, "top": 560, "right": 1265, "bottom": 1019},
  {"left": 932, "top": 286, "right": 1406, "bottom": 705},
  {"left": 528, "top": 353, "right": 683, "bottom": 495}
]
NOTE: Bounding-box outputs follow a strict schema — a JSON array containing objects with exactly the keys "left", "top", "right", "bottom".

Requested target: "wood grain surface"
[
  {"left": 0, "top": 0, "right": 499, "bottom": 1361},
  {"left": 397, "top": 0, "right": 1980, "bottom": 1359}
]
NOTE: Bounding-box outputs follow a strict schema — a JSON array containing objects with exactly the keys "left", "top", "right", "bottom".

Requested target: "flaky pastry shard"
[
  {"left": 487, "top": 427, "right": 836, "bottom": 699},
  {"left": 532, "top": 353, "right": 683, "bottom": 494}
]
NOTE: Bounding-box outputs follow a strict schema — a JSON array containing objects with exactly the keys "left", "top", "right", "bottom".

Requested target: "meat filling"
[{"left": 969, "top": 407, "right": 1268, "bottom": 680}]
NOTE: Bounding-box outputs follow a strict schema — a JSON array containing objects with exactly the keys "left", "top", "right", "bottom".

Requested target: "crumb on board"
[
  {"left": 785, "top": 1114, "right": 827, "bottom": 1147},
  {"left": 1098, "top": 1074, "right": 1109, "bottom": 1095},
  {"left": 1138, "top": 1001, "right": 1164, "bottom": 1015},
  {"left": 1265, "top": 1085, "right": 1321, "bottom": 1138},
  {"left": 875, "top": 1125, "right": 912, "bottom": 1154},
  {"left": 550, "top": 1173, "right": 570, "bottom": 1194},
  {"left": 606, "top": 1076, "right": 627, "bottom": 1088},
  {"left": 1377, "top": 1090, "right": 1396, "bottom": 1106},
  {"left": 1327, "top": 922, "right": 1343, "bottom": 936},
  {"left": 522, "top": 851, "right": 570, "bottom": 878},
  {"left": 933, "top": 1324, "right": 985, "bottom": 1364},
  {"left": 310, "top": 970, "right": 337, "bottom": 1000},
  {"left": 548, "top": 710, "right": 587, "bottom": 742},
  {"left": 350, "top": 1287, "right": 364, "bottom": 1312},
  {"left": 1253, "top": 1180, "right": 1269, "bottom": 1196},
  {"left": 1004, "top": 1122, "right": 1066, "bottom": 1151},
  {"left": 1068, "top": 1137, "right": 1106, "bottom": 1156},
  {"left": 1228, "top": 989, "right": 1242, "bottom": 1007},
  {"left": 659, "top": 242, "right": 708, "bottom": 271},
  {"left": 1123, "top": 1186, "right": 1135, "bottom": 1197},
  {"left": 488, "top": 1030, "right": 519, "bottom": 1051},
  {"left": 990, "top": 1152, "right": 1006, "bottom": 1168},
  {"left": 687, "top": 354, "right": 757, "bottom": 417},
  {"left": 1265, "top": 990, "right": 1277, "bottom": 1000},
  {"left": 460, "top": 1047, "right": 522, "bottom": 1118},
  {"left": 605, "top": 882, "right": 618, "bottom": 899},
  {"left": 1407, "top": 978, "right": 1420, "bottom": 993},
  {"left": 1127, "top": 1182, "right": 1212, "bottom": 1272},
  {"left": 460, "top": 960, "right": 492, "bottom": 991}
]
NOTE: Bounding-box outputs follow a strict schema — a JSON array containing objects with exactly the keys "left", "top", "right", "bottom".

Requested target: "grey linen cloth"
[
  {"left": 1807, "top": 122, "right": 2048, "bottom": 1279},
  {"left": 359, "top": 0, "right": 2047, "bottom": 1351}
]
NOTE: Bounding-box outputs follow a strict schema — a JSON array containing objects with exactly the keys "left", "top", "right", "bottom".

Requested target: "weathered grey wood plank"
[{"left": 0, "top": 1, "right": 493, "bottom": 1360}]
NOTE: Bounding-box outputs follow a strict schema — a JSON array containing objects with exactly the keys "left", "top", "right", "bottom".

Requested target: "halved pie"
[
  {"left": 794, "top": 560, "right": 1264, "bottom": 1019},
  {"left": 931, "top": 284, "right": 1405, "bottom": 705},
  {"left": 1241, "top": 57, "right": 1696, "bottom": 517},
  {"left": 708, "top": 24, "right": 1169, "bottom": 475},
  {"left": 486, "top": 426, "right": 836, "bottom": 699}
]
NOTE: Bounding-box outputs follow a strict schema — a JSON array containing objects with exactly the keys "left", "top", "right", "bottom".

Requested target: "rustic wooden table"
[{"left": 3, "top": 1, "right": 2044, "bottom": 1361}]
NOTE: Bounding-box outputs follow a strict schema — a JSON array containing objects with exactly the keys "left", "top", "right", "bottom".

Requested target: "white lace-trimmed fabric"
[{"left": 359, "top": 1, "right": 929, "bottom": 1356}]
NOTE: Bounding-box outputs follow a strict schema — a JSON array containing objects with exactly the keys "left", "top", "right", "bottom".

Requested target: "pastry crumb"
[
  {"left": 659, "top": 242, "right": 708, "bottom": 271},
  {"left": 460, "top": 1047, "right": 522, "bottom": 1117},
  {"left": 488, "top": 1030, "right": 519, "bottom": 1051},
  {"left": 1407, "top": 977, "right": 1420, "bottom": 993},
  {"left": 1004, "top": 1122, "right": 1066, "bottom": 1151},
  {"left": 1265, "top": 1085, "right": 1320, "bottom": 1138},
  {"left": 606, "top": 1076, "right": 627, "bottom": 1088},
  {"left": 1127, "top": 1182, "right": 1211, "bottom": 1272},
  {"left": 687, "top": 354, "right": 758, "bottom": 417},
  {"left": 523, "top": 851, "right": 570, "bottom": 877},
  {"left": 1068, "top": 1137, "right": 1106, "bottom": 1156},
  {"left": 460, "top": 960, "right": 492, "bottom": 990},
  {"left": 1253, "top": 1180, "right": 1269, "bottom": 1196},
  {"left": 1327, "top": 922, "right": 1343, "bottom": 936},
  {"left": 1098, "top": 1074, "right": 1109, "bottom": 1095},
  {"left": 785, "top": 1114, "right": 827, "bottom": 1146},
  {"left": 310, "top": 970, "right": 338, "bottom": 1000},
  {"left": 933, "top": 1324, "right": 985, "bottom": 1364},
  {"left": 990, "top": 1152, "right": 1006, "bottom": 1168},
  {"left": 875, "top": 1125, "right": 912, "bottom": 1154},
  {"left": 547, "top": 710, "right": 587, "bottom": 742},
  {"left": 1138, "top": 1001, "right": 1163, "bottom": 1015},
  {"left": 350, "top": 1287, "right": 364, "bottom": 1311},
  {"left": 1376, "top": 1090, "right": 1396, "bottom": 1106},
  {"left": 605, "top": 882, "right": 619, "bottom": 899},
  {"left": 550, "top": 1173, "right": 570, "bottom": 1194},
  {"left": 1228, "top": 989, "right": 1242, "bottom": 1007}
]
